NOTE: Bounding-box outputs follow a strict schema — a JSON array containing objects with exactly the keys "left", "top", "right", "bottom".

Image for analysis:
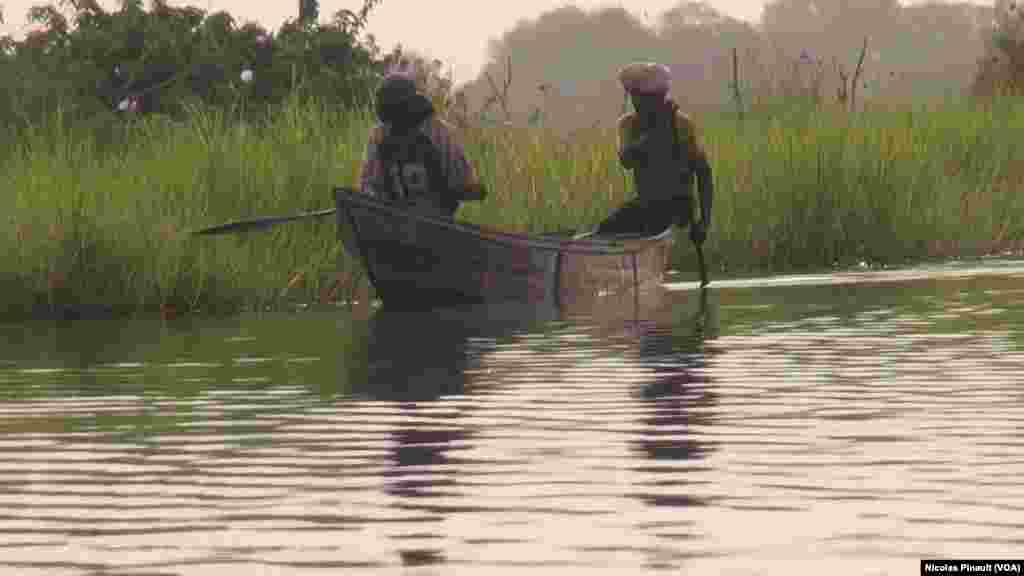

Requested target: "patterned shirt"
[{"left": 359, "top": 116, "right": 478, "bottom": 216}]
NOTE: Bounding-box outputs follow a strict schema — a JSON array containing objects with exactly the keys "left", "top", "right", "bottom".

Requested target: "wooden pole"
[
  {"left": 850, "top": 36, "right": 869, "bottom": 112},
  {"left": 731, "top": 47, "right": 743, "bottom": 120}
]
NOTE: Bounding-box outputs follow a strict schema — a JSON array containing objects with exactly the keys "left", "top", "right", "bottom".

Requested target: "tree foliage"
[
  {"left": 452, "top": 0, "right": 996, "bottom": 132},
  {"left": 0, "top": 0, "right": 387, "bottom": 131},
  {"left": 971, "top": 0, "right": 1024, "bottom": 98}
]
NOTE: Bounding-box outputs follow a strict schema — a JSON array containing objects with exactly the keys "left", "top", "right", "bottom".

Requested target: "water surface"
[{"left": 2, "top": 260, "right": 1024, "bottom": 575}]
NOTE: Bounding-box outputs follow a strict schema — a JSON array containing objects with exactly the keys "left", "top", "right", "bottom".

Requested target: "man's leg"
[{"left": 596, "top": 197, "right": 656, "bottom": 236}]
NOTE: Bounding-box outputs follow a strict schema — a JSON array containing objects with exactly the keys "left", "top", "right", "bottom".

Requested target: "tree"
[
  {"left": 971, "top": 0, "right": 1024, "bottom": 97},
  {"left": 0, "top": 0, "right": 386, "bottom": 130},
  {"left": 299, "top": 0, "right": 318, "bottom": 24}
]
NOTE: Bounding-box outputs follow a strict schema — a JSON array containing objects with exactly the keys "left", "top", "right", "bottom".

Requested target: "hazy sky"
[{"left": 1, "top": 0, "right": 994, "bottom": 84}]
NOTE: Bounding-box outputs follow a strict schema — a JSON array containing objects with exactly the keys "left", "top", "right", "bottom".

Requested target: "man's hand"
[
  {"left": 627, "top": 133, "right": 650, "bottom": 153},
  {"left": 689, "top": 220, "right": 708, "bottom": 246}
]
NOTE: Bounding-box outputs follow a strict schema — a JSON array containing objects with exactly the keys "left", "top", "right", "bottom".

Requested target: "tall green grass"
[
  {"left": 3, "top": 95, "right": 1024, "bottom": 320},
  {"left": 463, "top": 95, "right": 1024, "bottom": 270},
  {"left": 2, "top": 98, "right": 370, "bottom": 320}
]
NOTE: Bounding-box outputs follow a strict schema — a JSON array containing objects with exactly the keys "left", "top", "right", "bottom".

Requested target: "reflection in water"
[
  {"left": 2, "top": 266, "right": 1024, "bottom": 574},
  {"left": 626, "top": 289, "right": 722, "bottom": 573},
  {"left": 351, "top": 302, "right": 560, "bottom": 568},
  {"left": 362, "top": 307, "right": 470, "bottom": 568},
  {"left": 634, "top": 289, "right": 717, "bottom": 466}
]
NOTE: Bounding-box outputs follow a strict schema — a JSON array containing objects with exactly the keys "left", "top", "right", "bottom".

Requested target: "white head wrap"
[{"left": 618, "top": 62, "right": 671, "bottom": 94}]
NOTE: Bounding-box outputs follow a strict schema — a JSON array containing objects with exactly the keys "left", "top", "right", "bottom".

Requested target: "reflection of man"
[
  {"left": 354, "top": 308, "right": 474, "bottom": 568},
  {"left": 639, "top": 290, "right": 716, "bottom": 398},
  {"left": 387, "top": 414, "right": 467, "bottom": 568},
  {"left": 634, "top": 290, "right": 717, "bottom": 468}
]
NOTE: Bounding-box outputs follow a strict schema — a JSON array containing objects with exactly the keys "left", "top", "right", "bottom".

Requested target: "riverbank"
[{"left": 3, "top": 96, "right": 1022, "bottom": 321}]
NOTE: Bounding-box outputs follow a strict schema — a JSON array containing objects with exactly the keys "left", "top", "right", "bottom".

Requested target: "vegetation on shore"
[
  {"left": 4, "top": 0, "right": 1024, "bottom": 321},
  {"left": 3, "top": 93, "right": 1024, "bottom": 321}
]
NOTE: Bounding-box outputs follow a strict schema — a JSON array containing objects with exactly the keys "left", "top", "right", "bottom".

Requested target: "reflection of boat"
[
  {"left": 347, "top": 302, "right": 575, "bottom": 567},
  {"left": 349, "top": 300, "right": 562, "bottom": 401},
  {"left": 560, "top": 284, "right": 670, "bottom": 325},
  {"left": 335, "top": 187, "right": 673, "bottom": 310}
]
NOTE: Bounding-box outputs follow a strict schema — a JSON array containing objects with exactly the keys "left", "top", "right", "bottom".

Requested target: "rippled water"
[{"left": 2, "top": 260, "right": 1024, "bottom": 575}]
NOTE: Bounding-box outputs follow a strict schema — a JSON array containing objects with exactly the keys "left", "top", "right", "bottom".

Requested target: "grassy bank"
[{"left": 3, "top": 95, "right": 1024, "bottom": 320}]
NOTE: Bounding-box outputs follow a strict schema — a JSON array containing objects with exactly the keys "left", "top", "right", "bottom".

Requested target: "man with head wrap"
[
  {"left": 359, "top": 72, "right": 487, "bottom": 218},
  {"left": 597, "top": 62, "right": 713, "bottom": 247}
]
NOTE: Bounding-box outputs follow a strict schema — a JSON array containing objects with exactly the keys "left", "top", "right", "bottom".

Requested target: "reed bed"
[{"left": 3, "top": 94, "right": 1023, "bottom": 320}]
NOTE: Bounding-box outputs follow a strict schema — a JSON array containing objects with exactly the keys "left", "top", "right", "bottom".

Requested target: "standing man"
[
  {"left": 597, "top": 62, "right": 713, "bottom": 252},
  {"left": 359, "top": 71, "right": 487, "bottom": 218}
]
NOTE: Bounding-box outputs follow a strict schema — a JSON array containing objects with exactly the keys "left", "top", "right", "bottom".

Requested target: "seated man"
[
  {"left": 359, "top": 72, "right": 487, "bottom": 218},
  {"left": 596, "top": 62, "right": 713, "bottom": 245}
]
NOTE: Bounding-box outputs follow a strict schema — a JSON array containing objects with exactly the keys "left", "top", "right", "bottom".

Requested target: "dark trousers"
[{"left": 595, "top": 195, "right": 693, "bottom": 237}]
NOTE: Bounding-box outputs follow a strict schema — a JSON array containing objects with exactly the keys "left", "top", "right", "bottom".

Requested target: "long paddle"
[{"left": 191, "top": 208, "right": 337, "bottom": 236}]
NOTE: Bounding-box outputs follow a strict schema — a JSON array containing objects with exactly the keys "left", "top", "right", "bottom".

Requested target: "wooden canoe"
[{"left": 334, "top": 187, "right": 674, "bottom": 310}]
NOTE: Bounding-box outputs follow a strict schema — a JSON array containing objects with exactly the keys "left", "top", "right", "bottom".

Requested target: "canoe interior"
[{"left": 335, "top": 187, "right": 674, "bottom": 310}]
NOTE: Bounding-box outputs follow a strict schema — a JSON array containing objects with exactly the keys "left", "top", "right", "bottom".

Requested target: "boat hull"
[{"left": 335, "top": 187, "right": 673, "bottom": 310}]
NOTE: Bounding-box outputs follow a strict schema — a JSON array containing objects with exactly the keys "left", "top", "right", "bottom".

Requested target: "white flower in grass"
[
  {"left": 118, "top": 96, "right": 140, "bottom": 113},
  {"left": 240, "top": 69, "right": 254, "bottom": 83}
]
